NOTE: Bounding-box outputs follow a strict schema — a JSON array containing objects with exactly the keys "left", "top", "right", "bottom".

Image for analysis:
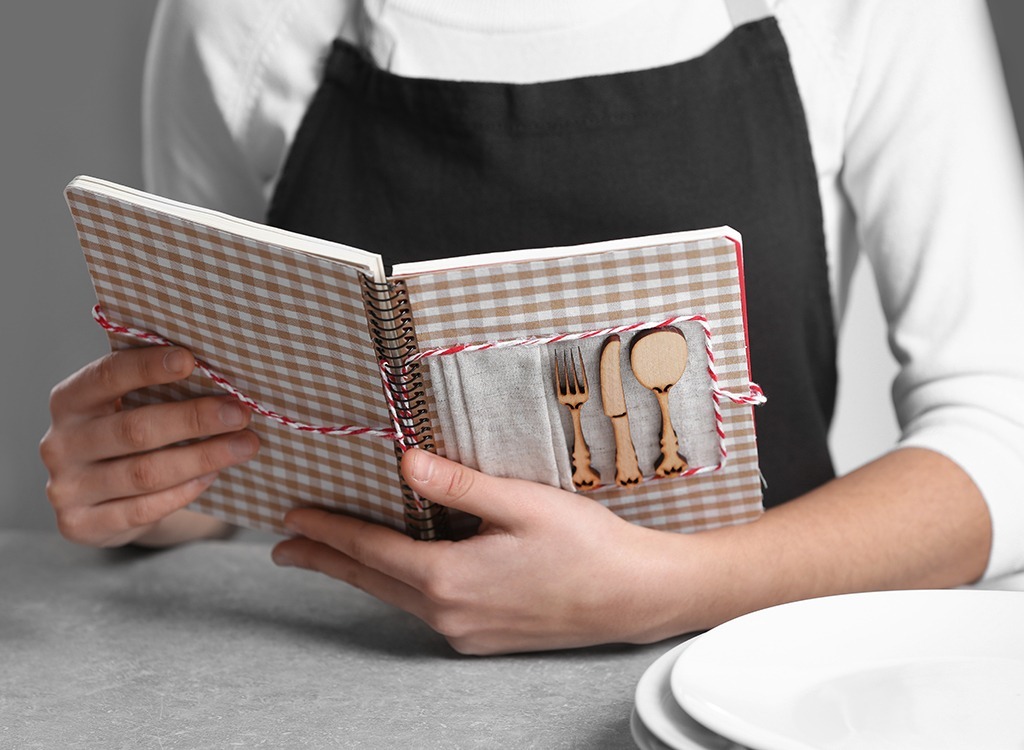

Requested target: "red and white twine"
[
  {"left": 92, "top": 305, "right": 403, "bottom": 441},
  {"left": 91, "top": 305, "right": 765, "bottom": 473}
]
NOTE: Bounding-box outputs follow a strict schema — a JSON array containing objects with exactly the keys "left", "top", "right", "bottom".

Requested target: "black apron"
[{"left": 267, "top": 13, "right": 837, "bottom": 509}]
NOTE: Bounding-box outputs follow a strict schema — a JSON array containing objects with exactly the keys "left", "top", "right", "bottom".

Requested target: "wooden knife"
[{"left": 599, "top": 335, "right": 643, "bottom": 487}]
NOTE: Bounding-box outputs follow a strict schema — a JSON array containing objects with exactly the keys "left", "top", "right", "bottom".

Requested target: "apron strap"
[{"left": 725, "top": 0, "right": 772, "bottom": 28}]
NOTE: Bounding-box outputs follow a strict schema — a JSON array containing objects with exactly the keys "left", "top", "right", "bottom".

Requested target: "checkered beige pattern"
[
  {"left": 67, "top": 180, "right": 761, "bottom": 537},
  {"left": 66, "top": 186, "right": 406, "bottom": 534},
  {"left": 400, "top": 236, "right": 763, "bottom": 532}
]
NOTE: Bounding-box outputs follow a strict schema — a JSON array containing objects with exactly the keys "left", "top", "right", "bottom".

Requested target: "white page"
[{"left": 391, "top": 226, "right": 740, "bottom": 277}]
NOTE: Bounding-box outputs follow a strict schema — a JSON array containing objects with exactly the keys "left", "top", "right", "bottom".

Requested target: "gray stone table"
[{"left": 0, "top": 529, "right": 684, "bottom": 749}]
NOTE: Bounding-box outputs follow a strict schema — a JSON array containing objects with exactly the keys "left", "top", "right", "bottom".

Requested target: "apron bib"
[{"left": 268, "top": 4, "right": 836, "bottom": 508}]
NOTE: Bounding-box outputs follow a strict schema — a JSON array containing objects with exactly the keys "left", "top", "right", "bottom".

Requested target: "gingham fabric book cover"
[{"left": 65, "top": 176, "right": 765, "bottom": 540}]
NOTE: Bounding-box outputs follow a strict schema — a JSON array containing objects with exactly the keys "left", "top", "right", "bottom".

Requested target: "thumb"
[{"left": 401, "top": 448, "right": 535, "bottom": 528}]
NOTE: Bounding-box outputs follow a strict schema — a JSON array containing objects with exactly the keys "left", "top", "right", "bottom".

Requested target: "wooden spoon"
[{"left": 630, "top": 328, "right": 689, "bottom": 476}]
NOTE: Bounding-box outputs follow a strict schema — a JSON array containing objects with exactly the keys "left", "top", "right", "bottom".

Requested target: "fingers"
[
  {"left": 57, "top": 473, "right": 220, "bottom": 547},
  {"left": 49, "top": 346, "right": 195, "bottom": 420},
  {"left": 400, "top": 449, "right": 537, "bottom": 529},
  {"left": 281, "top": 508, "right": 435, "bottom": 591},
  {"left": 66, "top": 430, "right": 259, "bottom": 507},
  {"left": 42, "top": 346, "right": 264, "bottom": 548},
  {"left": 272, "top": 537, "right": 431, "bottom": 619},
  {"left": 64, "top": 395, "right": 253, "bottom": 462}
]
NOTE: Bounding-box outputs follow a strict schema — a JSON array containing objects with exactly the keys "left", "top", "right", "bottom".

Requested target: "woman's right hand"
[{"left": 39, "top": 346, "right": 260, "bottom": 547}]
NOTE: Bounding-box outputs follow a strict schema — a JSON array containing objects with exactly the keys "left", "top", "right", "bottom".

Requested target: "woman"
[{"left": 41, "top": 0, "right": 1024, "bottom": 654}]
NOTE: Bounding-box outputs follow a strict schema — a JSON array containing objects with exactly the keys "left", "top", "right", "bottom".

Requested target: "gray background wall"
[{"left": 1, "top": 2, "right": 1021, "bottom": 531}]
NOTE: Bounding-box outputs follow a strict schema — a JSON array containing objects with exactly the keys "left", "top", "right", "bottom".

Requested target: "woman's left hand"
[{"left": 271, "top": 448, "right": 692, "bottom": 654}]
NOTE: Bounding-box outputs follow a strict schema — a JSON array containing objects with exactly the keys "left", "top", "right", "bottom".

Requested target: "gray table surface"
[{"left": 0, "top": 529, "right": 684, "bottom": 749}]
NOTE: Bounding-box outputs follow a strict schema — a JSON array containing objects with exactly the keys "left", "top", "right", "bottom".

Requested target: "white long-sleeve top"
[{"left": 142, "top": 0, "right": 1024, "bottom": 579}]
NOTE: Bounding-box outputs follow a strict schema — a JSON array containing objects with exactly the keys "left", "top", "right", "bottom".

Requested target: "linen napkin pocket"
[
  {"left": 427, "top": 346, "right": 572, "bottom": 489},
  {"left": 426, "top": 321, "right": 721, "bottom": 493}
]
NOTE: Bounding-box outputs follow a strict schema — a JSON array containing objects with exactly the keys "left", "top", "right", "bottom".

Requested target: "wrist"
[
  {"left": 645, "top": 521, "right": 765, "bottom": 638},
  {"left": 617, "top": 523, "right": 735, "bottom": 643}
]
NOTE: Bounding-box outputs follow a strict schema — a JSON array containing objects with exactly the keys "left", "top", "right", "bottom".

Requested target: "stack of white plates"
[{"left": 631, "top": 589, "right": 1024, "bottom": 750}]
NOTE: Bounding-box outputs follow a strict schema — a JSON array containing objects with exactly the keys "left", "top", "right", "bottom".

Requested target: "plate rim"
[
  {"left": 635, "top": 635, "right": 747, "bottom": 750},
  {"left": 669, "top": 589, "right": 1024, "bottom": 750}
]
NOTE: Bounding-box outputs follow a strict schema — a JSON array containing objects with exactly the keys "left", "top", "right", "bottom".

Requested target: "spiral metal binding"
[{"left": 362, "top": 276, "right": 447, "bottom": 540}]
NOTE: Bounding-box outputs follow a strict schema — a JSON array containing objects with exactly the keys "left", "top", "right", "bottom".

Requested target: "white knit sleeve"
[
  {"left": 840, "top": 0, "right": 1024, "bottom": 578},
  {"left": 141, "top": 0, "right": 342, "bottom": 220},
  {"left": 142, "top": 0, "right": 266, "bottom": 218}
]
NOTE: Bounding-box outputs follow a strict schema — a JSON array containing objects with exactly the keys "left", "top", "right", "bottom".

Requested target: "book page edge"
[
  {"left": 65, "top": 175, "right": 387, "bottom": 283},
  {"left": 390, "top": 226, "right": 742, "bottom": 277}
]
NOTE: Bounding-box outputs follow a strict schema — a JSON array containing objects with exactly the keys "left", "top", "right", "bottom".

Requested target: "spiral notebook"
[{"left": 65, "top": 176, "right": 766, "bottom": 540}]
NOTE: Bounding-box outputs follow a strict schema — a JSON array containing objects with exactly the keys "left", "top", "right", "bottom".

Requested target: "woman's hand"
[
  {"left": 40, "top": 346, "right": 260, "bottom": 548},
  {"left": 272, "top": 448, "right": 695, "bottom": 654}
]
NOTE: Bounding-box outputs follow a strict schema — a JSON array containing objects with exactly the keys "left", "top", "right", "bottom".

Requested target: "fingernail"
[
  {"left": 219, "top": 401, "right": 246, "bottom": 427},
  {"left": 272, "top": 547, "right": 294, "bottom": 567},
  {"left": 194, "top": 471, "right": 218, "bottom": 487},
  {"left": 410, "top": 449, "right": 434, "bottom": 483},
  {"left": 230, "top": 432, "right": 257, "bottom": 458},
  {"left": 163, "top": 348, "right": 189, "bottom": 374}
]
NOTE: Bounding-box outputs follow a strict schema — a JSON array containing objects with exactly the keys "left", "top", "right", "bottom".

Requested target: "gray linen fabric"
[{"left": 427, "top": 321, "right": 721, "bottom": 493}]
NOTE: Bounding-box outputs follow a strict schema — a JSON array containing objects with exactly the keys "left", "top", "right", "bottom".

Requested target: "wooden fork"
[{"left": 555, "top": 347, "right": 601, "bottom": 490}]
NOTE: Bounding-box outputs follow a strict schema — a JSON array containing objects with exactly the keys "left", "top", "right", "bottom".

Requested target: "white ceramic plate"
[
  {"left": 634, "top": 637, "right": 747, "bottom": 750},
  {"left": 670, "top": 590, "right": 1024, "bottom": 750},
  {"left": 631, "top": 708, "right": 675, "bottom": 750}
]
